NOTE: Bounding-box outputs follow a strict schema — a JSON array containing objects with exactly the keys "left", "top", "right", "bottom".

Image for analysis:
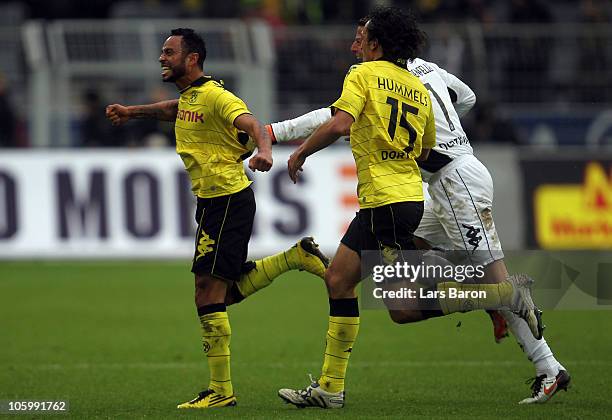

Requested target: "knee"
[
  {"left": 195, "top": 273, "right": 208, "bottom": 290},
  {"left": 324, "top": 268, "right": 354, "bottom": 298},
  {"left": 388, "top": 310, "right": 423, "bottom": 324},
  {"left": 194, "top": 273, "right": 227, "bottom": 304}
]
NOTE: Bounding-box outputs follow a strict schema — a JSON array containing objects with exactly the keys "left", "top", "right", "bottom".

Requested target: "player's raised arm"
[
  {"left": 268, "top": 108, "right": 333, "bottom": 143},
  {"left": 105, "top": 99, "right": 179, "bottom": 126},
  {"left": 234, "top": 113, "right": 273, "bottom": 172},
  {"left": 287, "top": 109, "right": 353, "bottom": 183}
]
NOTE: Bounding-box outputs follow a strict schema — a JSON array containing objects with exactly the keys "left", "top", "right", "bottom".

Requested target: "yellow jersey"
[
  {"left": 332, "top": 60, "right": 436, "bottom": 208},
  {"left": 175, "top": 76, "right": 253, "bottom": 198}
]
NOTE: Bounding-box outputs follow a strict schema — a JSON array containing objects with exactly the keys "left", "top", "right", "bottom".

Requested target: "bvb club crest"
[{"left": 189, "top": 91, "right": 198, "bottom": 104}]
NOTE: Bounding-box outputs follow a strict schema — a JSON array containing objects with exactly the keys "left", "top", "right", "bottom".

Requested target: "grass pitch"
[{"left": 1, "top": 261, "right": 611, "bottom": 419}]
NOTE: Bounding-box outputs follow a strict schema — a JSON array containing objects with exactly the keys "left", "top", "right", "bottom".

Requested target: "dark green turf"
[{"left": 1, "top": 261, "right": 611, "bottom": 419}]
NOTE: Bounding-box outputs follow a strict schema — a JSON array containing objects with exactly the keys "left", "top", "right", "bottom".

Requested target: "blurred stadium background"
[
  {"left": 0, "top": 0, "right": 611, "bottom": 255},
  {"left": 1, "top": 0, "right": 612, "bottom": 418}
]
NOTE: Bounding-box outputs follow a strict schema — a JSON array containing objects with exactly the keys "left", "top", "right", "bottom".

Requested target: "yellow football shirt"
[
  {"left": 332, "top": 61, "right": 436, "bottom": 208},
  {"left": 175, "top": 76, "right": 253, "bottom": 198}
]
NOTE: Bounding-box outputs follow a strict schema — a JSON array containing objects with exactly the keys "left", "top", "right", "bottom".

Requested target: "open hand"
[{"left": 287, "top": 150, "right": 306, "bottom": 184}]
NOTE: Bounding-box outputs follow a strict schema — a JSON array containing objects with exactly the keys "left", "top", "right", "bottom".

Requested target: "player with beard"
[{"left": 106, "top": 28, "right": 330, "bottom": 409}]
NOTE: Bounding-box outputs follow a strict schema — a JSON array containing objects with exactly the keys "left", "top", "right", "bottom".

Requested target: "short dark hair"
[
  {"left": 170, "top": 28, "right": 207, "bottom": 69},
  {"left": 365, "top": 6, "right": 425, "bottom": 64},
  {"left": 357, "top": 16, "right": 368, "bottom": 27}
]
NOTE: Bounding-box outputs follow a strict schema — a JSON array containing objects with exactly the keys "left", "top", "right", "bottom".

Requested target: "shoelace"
[
  {"left": 525, "top": 375, "right": 546, "bottom": 397},
  {"left": 297, "top": 374, "right": 318, "bottom": 398}
]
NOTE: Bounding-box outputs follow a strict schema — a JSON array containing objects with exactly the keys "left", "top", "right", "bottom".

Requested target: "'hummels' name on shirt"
[{"left": 376, "top": 77, "right": 429, "bottom": 107}]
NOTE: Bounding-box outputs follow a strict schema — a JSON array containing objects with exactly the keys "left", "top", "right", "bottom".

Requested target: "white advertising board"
[{"left": 0, "top": 148, "right": 359, "bottom": 259}]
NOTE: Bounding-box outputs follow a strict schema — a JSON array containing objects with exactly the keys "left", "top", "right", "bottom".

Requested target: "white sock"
[{"left": 501, "top": 310, "right": 565, "bottom": 377}]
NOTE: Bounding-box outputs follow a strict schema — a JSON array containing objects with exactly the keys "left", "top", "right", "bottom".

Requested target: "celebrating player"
[
  {"left": 269, "top": 18, "right": 568, "bottom": 405},
  {"left": 106, "top": 28, "right": 329, "bottom": 409},
  {"left": 276, "top": 7, "right": 543, "bottom": 409}
]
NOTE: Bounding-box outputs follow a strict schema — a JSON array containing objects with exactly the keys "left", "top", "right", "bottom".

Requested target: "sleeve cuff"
[{"left": 266, "top": 124, "right": 277, "bottom": 144}]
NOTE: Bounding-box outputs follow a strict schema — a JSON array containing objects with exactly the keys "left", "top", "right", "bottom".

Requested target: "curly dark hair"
[
  {"left": 364, "top": 6, "right": 425, "bottom": 64},
  {"left": 170, "top": 28, "right": 207, "bottom": 69}
]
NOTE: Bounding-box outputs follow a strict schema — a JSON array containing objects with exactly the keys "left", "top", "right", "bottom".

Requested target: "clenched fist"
[
  {"left": 248, "top": 150, "right": 273, "bottom": 172},
  {"left": 105, "top": 104, "right": 131, "bottom": 126}
]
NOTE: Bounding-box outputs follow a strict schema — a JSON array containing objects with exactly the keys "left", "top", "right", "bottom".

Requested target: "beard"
[{"left": 162, "top": 62, "right": 186, "bottom": 83}]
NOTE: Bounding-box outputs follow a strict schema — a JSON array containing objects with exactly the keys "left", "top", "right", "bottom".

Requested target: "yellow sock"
[
  {"left": 436, "top": 281, "right": 513, "bottom": 314},
  {"left": 236, "top": 249, "right": 298, "bottom": 298},
  {"left": 199, "top": 311, "right": 233, "bottom": 396},
  {"left": 320, "top": 316, "right": 360, "bottom": 393}
]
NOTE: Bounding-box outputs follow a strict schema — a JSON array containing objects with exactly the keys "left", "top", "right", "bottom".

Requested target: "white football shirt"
[{"left": 407, "top": 58, "right": 475, "bottom": 180}]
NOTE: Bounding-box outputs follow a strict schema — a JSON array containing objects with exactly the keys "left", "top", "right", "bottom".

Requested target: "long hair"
[{"left": 365, "top": 7, "right": 426, "bottom": 65}]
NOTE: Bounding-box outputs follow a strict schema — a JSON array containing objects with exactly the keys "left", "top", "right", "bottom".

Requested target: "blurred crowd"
[
  {"left": 0, "top": 0, "right": 610, "bottom": 148},
  {"left": 13, "top": 0, "right": 612, "bottom": 25}
]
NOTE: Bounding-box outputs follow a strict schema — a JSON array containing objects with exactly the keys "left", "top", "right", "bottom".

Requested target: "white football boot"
[
  {"left": 519, "top": 370, "right": 571, "bottom": 404},
  {"left": 278, "top": 375, "right": 344, "bottom": 409}
]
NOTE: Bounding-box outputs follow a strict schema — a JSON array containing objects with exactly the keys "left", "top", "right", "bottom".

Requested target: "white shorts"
[{"left": 415, "top": 154, "right": 504, "bottom": 266}]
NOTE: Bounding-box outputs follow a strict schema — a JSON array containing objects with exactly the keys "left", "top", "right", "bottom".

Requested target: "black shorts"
[
  {"left": 191, "top": 186, "right": 256, "bottom": 281},
  {"left": 341, "top": 201, "right": 424, "bottom": 255}
]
